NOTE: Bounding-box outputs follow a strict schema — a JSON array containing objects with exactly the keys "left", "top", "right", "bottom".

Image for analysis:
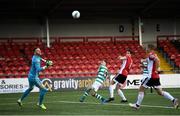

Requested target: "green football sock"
[
  {"left": 83, "top": 88, "right": 91, "bottom": 97},
  {"left": 95, "top": 93, "right": 104, "bottom": 101}
]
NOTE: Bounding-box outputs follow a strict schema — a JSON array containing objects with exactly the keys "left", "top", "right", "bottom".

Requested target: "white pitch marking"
[
  {"left": 1, "top": 91, "right": 179, "bottom": 100},
  {"left": 55, "top": 101, "right": 176, "bottom": 109},
  {"left": 0, "top": 100, "right": 178, "bottom": 110}
]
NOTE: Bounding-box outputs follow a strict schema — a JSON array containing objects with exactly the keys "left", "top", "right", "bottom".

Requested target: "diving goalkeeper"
[{"left": 17, "top": 48, "right": 53, "bottom": 110}]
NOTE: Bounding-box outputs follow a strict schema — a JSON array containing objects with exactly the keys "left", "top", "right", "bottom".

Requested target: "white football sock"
[
  {"left": 109, "top": 85, "right": 114, "bottom": 98},
  {"left": 117, "top": 89, "right": 127, "bottom": 100},
  {"left": 136, "top": 92, "right": 144, "bottom": 106},
  {"left": 162, "top": 91, "right": 174, "bottom": 101}
]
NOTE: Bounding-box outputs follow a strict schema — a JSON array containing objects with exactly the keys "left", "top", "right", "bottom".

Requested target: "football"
[{"left": 72, "top": 10, "right": 80, "bottom": 19}]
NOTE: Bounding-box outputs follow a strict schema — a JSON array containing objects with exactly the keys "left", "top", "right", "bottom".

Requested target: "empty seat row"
[{"left": 0, "top": 40, "right": 145, "bottom": 78}]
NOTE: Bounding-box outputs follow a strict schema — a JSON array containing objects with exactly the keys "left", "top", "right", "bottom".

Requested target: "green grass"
[{"left": 0, "top": 88, "right": 180, "bottom": 115}]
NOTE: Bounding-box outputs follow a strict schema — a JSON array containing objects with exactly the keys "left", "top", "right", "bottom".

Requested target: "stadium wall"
[
  {"left": 0, "top": 18, "right": 179, "bottom": 43},
  {"left": 49, "top": 18, "right": 132, "bottom": 36},
  {"left": 140, "top": 18, "right": 174, "bottom": 44},
  {"left": 0, "top": 74, "right": 180, "bottom": 94},
  {"left": 0, "top": 19, "right": 44, "bottom": 37},
  {"left": 176, "top": 18, "right": 180, "bottom": 35}
]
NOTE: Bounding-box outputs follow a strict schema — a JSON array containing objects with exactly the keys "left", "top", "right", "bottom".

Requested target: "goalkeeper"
[
  {"left": 79, "top": 60, "right": 108, "bottom": 103},
  {"left": 17, "top": 48, "right": 53, "bottom": 110}
]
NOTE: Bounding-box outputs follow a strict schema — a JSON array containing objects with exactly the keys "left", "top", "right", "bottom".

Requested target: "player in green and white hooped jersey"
[{"left": 79, "top": 60, "right": 108, "bottom": 103}]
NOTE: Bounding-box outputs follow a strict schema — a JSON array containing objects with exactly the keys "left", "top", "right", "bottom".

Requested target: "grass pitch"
[{"left": 0, "top": 88, "right": 180, "bottom": 115}]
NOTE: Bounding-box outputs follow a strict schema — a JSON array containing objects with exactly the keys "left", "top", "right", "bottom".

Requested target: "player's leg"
[
  {"left": 153, "top": 77, "right": 179, "bottom": 109},
  {"left": 136, "top": 86, "right": 145, "bottom": 106},
  {"left": 129, "top": 76, "right": 150, "bottom": 109},
  {"left": 117, "top": 84, "right": 127, "bottom": 103},
  {"left": 115, "top": 74, "right": 127, "bottom": 103},
  {"left": 107, "top": 81, "right": 116, "bottom": 102},
  {"left": 90, "top": 89, "right": 106, "bottom": 103},
  {"left": 106, "top": 74, "right": 121, "bottom": 102},
  {"left": 155, "top": 87, "right": 179, "bottom": 109},
  {"left": 79, "top": 87, "right": 92, "bottom": 102},
  {"left": 129, "top": 85, "right": 145, "bottom": 110},
  {"left": 35, "top": 78, "right": 48, "bottom": 110},
  {"left": 135, "top": 77, "right": 151, "bottom": 107},
  {"left": 17, "top": 78, "right": 34, "bottom": 107},
  {"left": 107, "top": 74, "right": 127, "bottom": 103},
  {"left": 90, "top": 81, "right": 106, "bottom": 103}
]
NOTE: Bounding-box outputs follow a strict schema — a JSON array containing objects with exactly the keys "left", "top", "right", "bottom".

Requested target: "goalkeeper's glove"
[
  {"left": 42, "top": 66, "right": 48, "bottom": 70},
  {"left": 46, "top": 60, "right": 53, "bottom": 67}
]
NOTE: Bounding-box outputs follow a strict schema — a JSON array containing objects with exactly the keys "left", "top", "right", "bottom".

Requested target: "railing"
[
  {"left": 51, "top": 36, "right": 139, "bottom": 43},
  {"left": 0, "top": 35, "right": 139, "bottom": 44},
  {"left": 156, "top": 35, "right": 180, "bottom": 73}
]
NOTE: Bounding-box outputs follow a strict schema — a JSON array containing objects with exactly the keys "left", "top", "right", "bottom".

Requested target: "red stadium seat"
[{"left": 0, "top": 39, "right": 147, "bottom": 78}]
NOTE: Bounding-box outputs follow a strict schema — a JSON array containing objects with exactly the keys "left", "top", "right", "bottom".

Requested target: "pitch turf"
[{"left": 0, "top": 88, "right": 180, "bottom": 115}]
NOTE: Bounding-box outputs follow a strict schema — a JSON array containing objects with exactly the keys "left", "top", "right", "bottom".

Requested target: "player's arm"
[
  {"left": 118, "top": 55, "right": 126, "bottom": 60},
  {"left": 34, "top": 59, "right": 47, "bottom": 72},
  {"left": 41, "top": 58, "right": 47, "bottom": 63},
  {"left": 105, "top": 69, "right": 109, "bottom": 79},
  {"left": 154, "top": 57, "right": 161, "bottom": 72},
  {"left": 41, "top": 58, "right": 53, "bottom": 66},
  {"left": 140, "top": 58, "right": 146, "bottom": 63},
  {"left": 140, "top": 59, "right": 147, "bottom": 67}
]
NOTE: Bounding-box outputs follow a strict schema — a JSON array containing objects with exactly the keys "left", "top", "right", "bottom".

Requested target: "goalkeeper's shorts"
[{"left": 28, "top": 77, "right": 43, "bottom": 89}]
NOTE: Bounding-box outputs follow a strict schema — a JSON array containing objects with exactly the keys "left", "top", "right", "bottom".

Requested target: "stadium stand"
[
  {"left": 157, "top": 36, "right": 180, "bottom": 72},
  {"left": 0, "top": 36, "right": 146, "bottom": 78}
]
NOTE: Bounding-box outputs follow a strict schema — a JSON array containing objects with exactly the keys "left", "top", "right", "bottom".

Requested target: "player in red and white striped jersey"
[
  {"left": 129, "top": 46, "right": 179, "bottom": 109},
  {"left": 106, "top": 49, "right": 133, "bottom": 103}
]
